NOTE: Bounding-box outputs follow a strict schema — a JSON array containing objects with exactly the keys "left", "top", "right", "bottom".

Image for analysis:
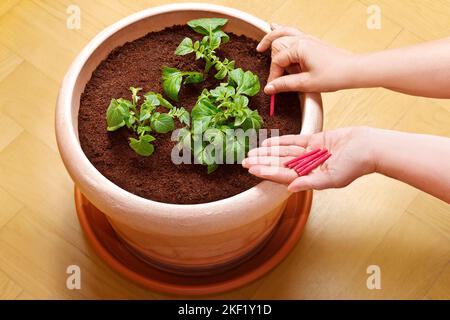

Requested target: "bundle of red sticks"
[{"left": 284, "top": 148, "right": 332, "bottom": 176}]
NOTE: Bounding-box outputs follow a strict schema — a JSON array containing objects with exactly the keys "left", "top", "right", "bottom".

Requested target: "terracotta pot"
[{"left": 55, "top": 3, "right": 323, "bottom": 273}]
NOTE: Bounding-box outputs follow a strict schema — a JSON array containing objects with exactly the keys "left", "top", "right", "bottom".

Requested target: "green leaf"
[
  {"left": 199, "top": 88, "right": 210, "bottom": 100},
  {"left": 207, "top": 30, "right": 230, "bottom": 51},
  {"left": 191, "top": 98, "right": 220, "bottom": 132},
  {"left": 187, "top": 18, "right": 228, "bottom": 36},
  {"left": 139, "top": 93, "right": 160, "bottom": 122},
  {"left": 156, "top": 94, "right": 174, "bottom": 109},
  {"left": 207, "top": 163, "right": 219, "bottom": 174},
  {"left": 192, "top": 98, "right": 219, "bottom": 117},
  {"left": 125, "top": 114, "right": 135, "bottom": 128},
  {"left": 204, "top": 58, "right": 214, "bottom": 73},
  {"left": 151, "top": 112, "right": 175, "bottom": 133},
  {"left": 229, "top": 67, "right": 244, "bottom": 85},
  {"left": 179, "top": 109, "right": 190, "bottom": 126},
  {"left": 177, "top": 127, "right": 191, "bottom": 140},
  {"left": 175, "top": 37, "right": 194, "bottom": 55},
  {"left": 193, "top": 40, "right": 200, "bottom": 50},
  {"left": 142, "top": 134, "right": 156, "bottom": 143},
  {"left": 137, "top": 126, "right": 151, "bottom": 135},
  {"left": 115, "top": 98, "right": 133, "bottom": 128},
  {"left": 201, "top": 144, "right": 217, "bottom": 165},
  {"left": 129, "top": 135, "right": 155, "bottom": 156},
  {"left": 242, "top": 110, "right": 263, "bottom": 130},
  {"left": 195, "top": 50, "right": 204, "bottom": 60},
  {"left": 214, "top": 30, "right": 229, "bottom": 43},
  {"left": 176, "top": 127, "right": 191, "bottom": 149},
  {"left": 139, "top": 100, "right": 157, "bottom": 121},
  {"left": 183, "top": 72, "right": 204, "bottom": 84},
  {"left": 233, "top": 138, "right": 247, "bottom": 160},
  {"left": 143, "top": 92, "right": 160, "bottom": 106},
  {"left": 210, "top": 85, "right": 227, "bottom": 99},
  {"left": 116, "top": 98, "right": 133, "bottom": 110},
  {"left": 106, "top": 99, "right": 126, "bottom": 131},
  {"left": 233, "top": 95, "right": 249, "bottom": 109},
  {"left": 192, "top": 98, "right": 219, "bottom": 119},
  {"left": 145, "top": 91, "right": 174, "bottom": 109},
  {"left": 234, "top": 114, "right": 246, "bottom": 127},
  {"left": 162, "top": 67, "right": 204, "bottom": 101},
  {"left": 161, "top": 66, "right": 183, "bottom": 101},
  {"left": 230, "top": 68, "right": 260, "bottom": 96},
  {"left": 213, "top": 58, "right": 234, "bottom": 80},
  {"left": 209, "top": 31, "right": 222, "bottom": 50},
  {"left": 214, "top": 67, "right": 228, "bottom": 80},
  {"left": 204, "top": 127, "right": 223, "bottom": 142},
  {"left": 169, "top": 107, "right": 190, "bottom": 126}
]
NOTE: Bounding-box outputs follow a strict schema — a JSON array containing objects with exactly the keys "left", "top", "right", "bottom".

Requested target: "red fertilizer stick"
[
  {"left": 296, "top": 152, "right": 332, "bottom": 176},
  {"left": 270, "top": 94, "right": 275, "bottom": 117},
  {"left": 293, "top": 149, "right": 328, "bottom": 171},
  {"left": 291, "top": 149, "right": 328, "bottom": 169},
  {"left": 285, "top": 148, "right": 321, "bottom": 167},
  {"left": 294, "top": 151, "right": 327, "bottom": 173}
]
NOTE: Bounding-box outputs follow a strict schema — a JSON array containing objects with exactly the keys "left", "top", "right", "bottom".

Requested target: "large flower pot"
[{"left": 55, "top": 3, "right": 323, "bottom": 274}]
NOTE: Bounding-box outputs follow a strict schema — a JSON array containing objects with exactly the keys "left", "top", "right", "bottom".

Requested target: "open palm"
[{"left": 242, "top": 127, "right": 376, "bottom": 192}]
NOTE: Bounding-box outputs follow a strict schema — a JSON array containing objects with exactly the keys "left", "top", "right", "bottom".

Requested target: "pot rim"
[{"left": 55, "top": 2, "right": 323, "bottom": 215}]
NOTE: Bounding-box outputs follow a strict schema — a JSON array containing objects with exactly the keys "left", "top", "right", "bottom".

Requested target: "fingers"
[
  {"left": 267, "top": 43, "right": 300, "bottom": 83},
  {"left": 287, "top": 171, "right": 331, "bottom": 192},
  {"left": 267, "top": 37, "right": 299, "bottom": 84},
  {"left": 257, "top": 25, "right": 304, "bottom": 52},
  {"left": 242, "top": 154, "right": 298, "bottom": 185},
  {"left": 267, "top": 60, "right": 285, "bottom": 87},
  {"left": 270, "top": 22, "right": 301, "bottom": 73},
  {"left": 247, "top": 145, "right": 305, "bottom": 157},
  {"left": 265, "top": 73, "right": 312, "bottom": 94},
  {"left": 262, "top": 134, "right": 311, "bottom": 147},
  {"left": 248, "top": 165, "right": 298, "bottom": 185},
  {"left": 242, "top": 156, "right": 294, "bottom": 168}
]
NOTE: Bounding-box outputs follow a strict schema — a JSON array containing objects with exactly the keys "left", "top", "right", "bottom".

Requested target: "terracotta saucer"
[{"left": 74, "top": 187, "right": 312, "bottom": 296}]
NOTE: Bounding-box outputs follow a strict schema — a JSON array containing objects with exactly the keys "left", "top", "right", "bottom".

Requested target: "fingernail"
[
  {"left": 241, "top": 159, "right": 248, "bottom": 167},
  {"left": 256, "top": 43, "right": 261, "bottom": 51},
  {"left": 265, "top": 84, "right": 275, "bottom": 94}
]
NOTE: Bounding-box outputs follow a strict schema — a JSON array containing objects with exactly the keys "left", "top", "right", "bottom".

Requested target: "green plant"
[
  {"left": 173, "top": 18, "right": 264, "bottom": 173},
  {"left": 175, "top": 18, "right": 234, "bottom": 80},
  {"left": 178, "top": 68, "right": 263, "bottom": 173},
  {"left": 106, "top": 87, "right": 189, "bottom": 156}
]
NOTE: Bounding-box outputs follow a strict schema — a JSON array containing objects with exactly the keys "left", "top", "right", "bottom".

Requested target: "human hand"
[
  {"left": 257, "top": 23, "right": 358, "bottom": 94},
  {"left": 242, "top": 127, "right": 376, "bottom": 192}
]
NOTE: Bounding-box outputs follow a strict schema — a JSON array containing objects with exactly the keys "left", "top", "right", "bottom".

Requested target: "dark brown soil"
[{"left": 78, "top": 25, "right": 301, "bottom": 204}]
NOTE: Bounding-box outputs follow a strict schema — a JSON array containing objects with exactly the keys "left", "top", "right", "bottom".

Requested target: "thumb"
[{"left": 265, "top": 73, "right": 312, "bottom": 94}]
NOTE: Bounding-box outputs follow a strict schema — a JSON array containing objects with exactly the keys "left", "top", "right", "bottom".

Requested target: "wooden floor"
[{"left": 0, "top": 0, "right": 449, "bottom": 299}]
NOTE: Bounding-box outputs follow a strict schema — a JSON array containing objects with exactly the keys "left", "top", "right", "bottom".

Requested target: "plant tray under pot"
[{"left": 75, "top": 187, "right": 312, "bottom": 296}]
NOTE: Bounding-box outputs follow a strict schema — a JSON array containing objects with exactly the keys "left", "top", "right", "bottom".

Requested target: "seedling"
[
  {"left": 174, "top": 18, "right": 264, "bottom": 173},
  {"left": 175, "top": 18, "right": 234, "bottom": 80},
  {"left": 106, "top": 87, "right": 189, "bottom": 156}
]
